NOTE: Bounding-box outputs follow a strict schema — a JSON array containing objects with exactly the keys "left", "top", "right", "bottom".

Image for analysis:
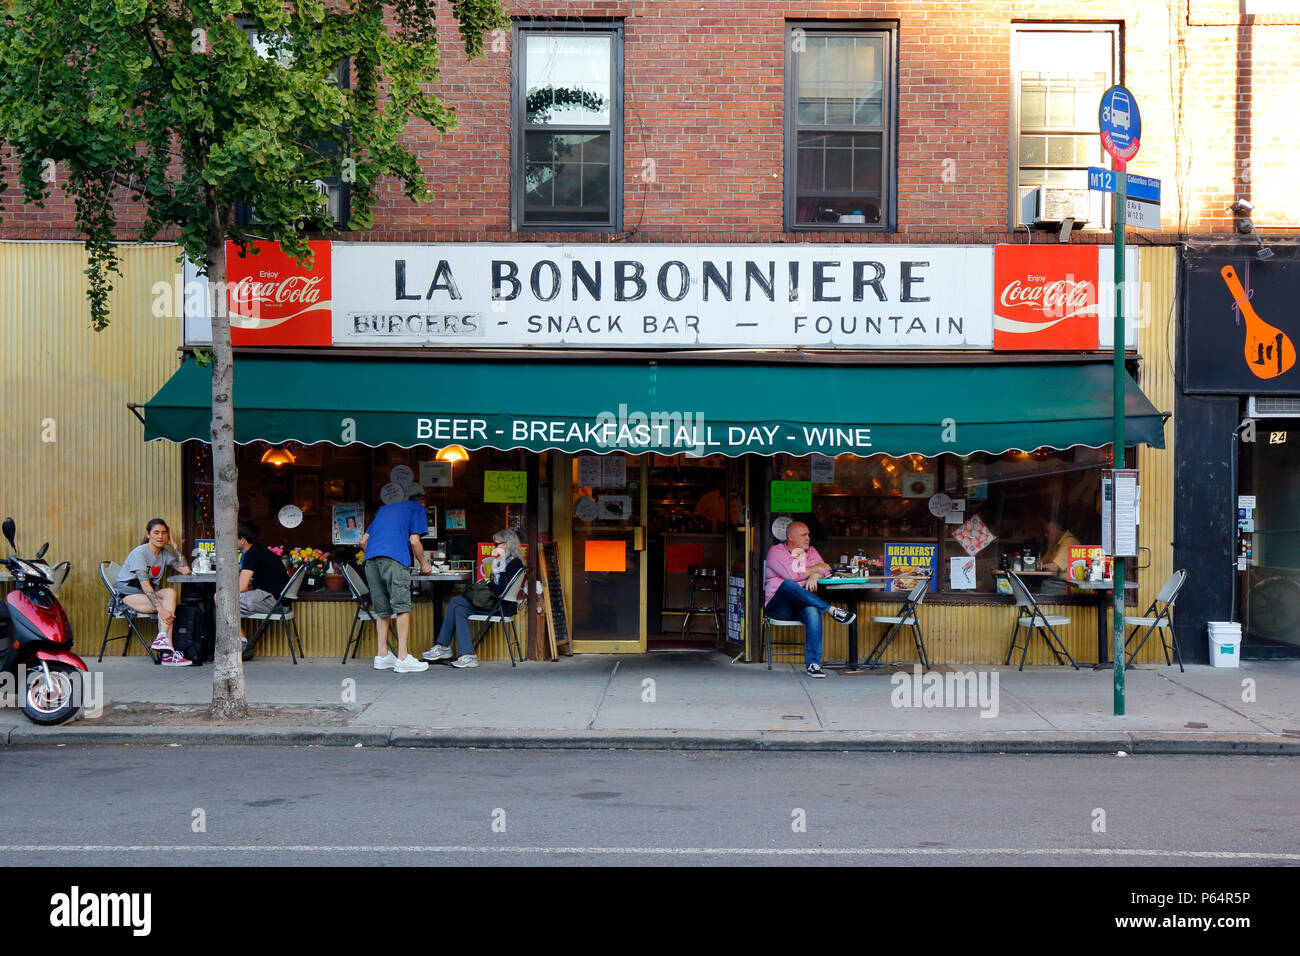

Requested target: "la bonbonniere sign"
[{"left": 183, "top": 243, "right": 995, "bottom": 349}]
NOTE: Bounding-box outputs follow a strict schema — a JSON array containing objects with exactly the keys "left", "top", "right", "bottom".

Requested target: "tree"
[{"left": 0, "top": 0, "right": 507, "bottom": 717}]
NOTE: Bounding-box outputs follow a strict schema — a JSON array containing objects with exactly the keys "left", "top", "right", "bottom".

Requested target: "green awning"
[{"left": 142, "top": 356, "right": 1166, "bottom": 457}]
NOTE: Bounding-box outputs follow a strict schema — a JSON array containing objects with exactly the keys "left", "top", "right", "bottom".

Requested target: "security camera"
[{"left": 1230, "top": 198, "right": 1254, "bottom": 216}]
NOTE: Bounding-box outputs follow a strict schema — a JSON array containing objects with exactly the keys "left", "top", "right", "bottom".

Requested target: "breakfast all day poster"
[{"left": 885, "top": 543, "right": 938, "bottom": 592}]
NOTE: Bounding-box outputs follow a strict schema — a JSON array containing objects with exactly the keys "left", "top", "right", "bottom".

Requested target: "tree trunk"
[{"left": 206, "top": 237, "right": 248, "bottom": 719}]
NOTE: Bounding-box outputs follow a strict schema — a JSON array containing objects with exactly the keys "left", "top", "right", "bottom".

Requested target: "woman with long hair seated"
[
  {"left": 115, "top": 518, "right": 192, "bottom": 665},
  {"left": 422, "top": 529, "right": 525, "bottom": 669}
]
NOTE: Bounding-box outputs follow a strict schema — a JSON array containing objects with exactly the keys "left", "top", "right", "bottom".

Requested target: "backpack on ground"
[{"left": 172, "top": 603, "right": 212, "bottom": 664}]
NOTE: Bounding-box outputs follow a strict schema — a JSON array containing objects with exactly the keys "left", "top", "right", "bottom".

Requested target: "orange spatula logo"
[{"left": 1221, "top": 265, "right": 1296, "bottom": 380}]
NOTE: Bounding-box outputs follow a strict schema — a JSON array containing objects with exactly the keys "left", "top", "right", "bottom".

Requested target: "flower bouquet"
[{"left": 287, "top": 547, "right": 332, "bottom": 588}]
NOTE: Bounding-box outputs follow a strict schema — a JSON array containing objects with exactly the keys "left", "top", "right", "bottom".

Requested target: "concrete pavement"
[{"left": 3, "top": 653, "right": 1298, "bottom": 753}]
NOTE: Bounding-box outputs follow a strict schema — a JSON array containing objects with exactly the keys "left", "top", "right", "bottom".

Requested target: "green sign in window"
[
  {"left": 484, "top": 470, "right": 527, "bottom": 503},
  {"left": 770, "top": 481, "right": 812, "bottom": 513}
]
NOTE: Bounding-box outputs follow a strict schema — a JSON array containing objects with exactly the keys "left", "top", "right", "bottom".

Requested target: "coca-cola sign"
[
  {"left": 993, "top": 245, "right": 1099, "bottom": 350},
  {"left": 227, "top": 241, "right": 332, "bottom": 346}
]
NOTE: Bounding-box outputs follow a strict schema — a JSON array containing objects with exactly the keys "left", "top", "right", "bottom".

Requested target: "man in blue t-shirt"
[{"left": 362, "top": 487, "right": 432, "bottom": 673}]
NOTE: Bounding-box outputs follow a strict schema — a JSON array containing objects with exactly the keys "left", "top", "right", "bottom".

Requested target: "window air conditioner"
[
  {"left": 1032, "top": 185, "right": 1091, "bottom": 225},
  {"left": 1247, "top": 396, "right": 1300, "bottom": 418}
]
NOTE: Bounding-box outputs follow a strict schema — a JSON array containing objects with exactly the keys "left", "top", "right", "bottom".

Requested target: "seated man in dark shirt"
[{"left": 236, "top": 522, "right": 290, "bottom": 649}]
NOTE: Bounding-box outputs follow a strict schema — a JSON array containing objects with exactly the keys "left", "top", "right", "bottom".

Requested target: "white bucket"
[{"left": 1207, "top": 622, "right": 1242, "bottom": 668}]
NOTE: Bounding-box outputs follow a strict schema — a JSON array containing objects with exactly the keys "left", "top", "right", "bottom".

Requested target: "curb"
[{"left": 3, "top": 724, "right": 1298, "bottom": 754}]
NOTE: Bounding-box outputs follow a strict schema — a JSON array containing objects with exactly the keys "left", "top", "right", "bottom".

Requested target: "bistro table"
[
  {"left": 1074, "top": 578, "right": 1142, "bottom": 668},
  {"left": 411, "top": 569, "right": 471, "bottom": 637},
  {"left": 819, "top": 577, "right": 887, "bottom": 672},
  {"left": 172, "top": 570, "right": 217, "bottom": 640}
]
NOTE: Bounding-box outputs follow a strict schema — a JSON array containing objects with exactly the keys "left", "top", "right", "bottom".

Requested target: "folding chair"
[
  {"left": 469, "top": 565, "right": 528, "bottom": 666},
  {"left": 866, "top": 574, "right": 932, "bottom": 668},
  {"left": 1123, "top": 569, "right": 1188, "bottom": 672},
  {"left": 97, "top": 561, "right": 162, "bottom": 664},
  {"left": 245, "top": 565, "right": 307, "bottom": 663},
  {"left": 1004, "top": 571, "right": 1078, "bottom": 671},
  {"left": 340, "top": 564, "right": 395, "bottom": 664},
  {"left": 763, "top": 614, "right": 807, "bottom": 669}
]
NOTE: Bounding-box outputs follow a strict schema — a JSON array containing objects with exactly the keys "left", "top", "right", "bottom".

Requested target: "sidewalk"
[{"left": 4, "top": 653, "right": 1298, "bottom": 754}]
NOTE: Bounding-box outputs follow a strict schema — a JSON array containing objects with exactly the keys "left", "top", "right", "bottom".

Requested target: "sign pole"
[
  {"left": 1099, "top": 84, "right": 1140, "bottom": 717},
  {"left": 1112, "top": 160, "right": 1127, "bottom": 717}
]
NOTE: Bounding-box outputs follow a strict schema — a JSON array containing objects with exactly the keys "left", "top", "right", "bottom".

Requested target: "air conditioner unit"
[
  {"left": 1032, "top": 185, "right": 1091, "bottom": 225},
  {"left": 1247, "top": 396, "right": 1300, "bottom": 418}
]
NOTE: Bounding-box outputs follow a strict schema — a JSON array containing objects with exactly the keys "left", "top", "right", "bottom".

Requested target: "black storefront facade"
[{"left": 1177, "top": 246, "right": 1300, "bottom": 660}]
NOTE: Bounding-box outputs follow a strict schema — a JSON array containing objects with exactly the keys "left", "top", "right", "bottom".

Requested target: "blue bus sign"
[
  {"left": 1088, "top": 167, "right": 1118, "bottom": 193},
  {"left": 1099, "top": 85, "right": 1141, "bottom": 162}
]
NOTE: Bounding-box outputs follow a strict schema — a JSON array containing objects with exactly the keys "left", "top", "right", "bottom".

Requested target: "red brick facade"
[{"left": 2, "top": 1, "right": 1297, "bottom": 243}]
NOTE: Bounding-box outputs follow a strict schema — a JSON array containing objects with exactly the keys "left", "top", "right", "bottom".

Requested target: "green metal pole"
[{"left": 1113, "top": 163, "right": 1127, "bottom": 717}]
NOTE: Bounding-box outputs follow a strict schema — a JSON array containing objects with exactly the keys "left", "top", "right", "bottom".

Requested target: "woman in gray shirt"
[{"left": 116, "top": 518, "right": 190, "bottom": 657}]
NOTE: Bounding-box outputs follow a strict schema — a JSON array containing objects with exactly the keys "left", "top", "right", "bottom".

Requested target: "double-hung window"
[
  {"left": 1012, "top": 25, "right": 1118, "bottom": 228},
  {"left": 513, "top": 22, "right": 623, "bottom": 230},
  {"left": 786, "top": 23, "right": 895, "bottom": 231}
]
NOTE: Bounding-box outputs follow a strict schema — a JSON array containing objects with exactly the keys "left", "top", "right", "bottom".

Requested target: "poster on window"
[
  {"left": 885, "top": 543, "right": 938, "bottom": 592},
  {"left": 332, "top": 503, "right": 365, "bottom": 545}
]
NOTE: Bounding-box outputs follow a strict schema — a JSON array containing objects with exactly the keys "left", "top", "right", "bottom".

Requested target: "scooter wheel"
[{"left": 23, "top": 661, "right": 83, "bottom": 726}]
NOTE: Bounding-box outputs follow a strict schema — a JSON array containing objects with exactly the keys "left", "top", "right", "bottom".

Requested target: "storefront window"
[
  {"left": 183, "top": 442, "right": 528, "bottom": 584},
  {"left": 772, "top": 448, "right": 1116, "bottom": 598}
]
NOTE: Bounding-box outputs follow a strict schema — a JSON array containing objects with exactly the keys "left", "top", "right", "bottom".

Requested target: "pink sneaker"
[
  {"left": 151, "top": 633, "right": 173, "bottom": 651},
  {"left": 161, "top": 651, "right": 192, "bottom": 667}
]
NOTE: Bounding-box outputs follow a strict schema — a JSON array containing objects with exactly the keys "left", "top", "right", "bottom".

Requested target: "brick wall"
[{"left": 2, "top": 1, "right": 1297, "bottom": 242}]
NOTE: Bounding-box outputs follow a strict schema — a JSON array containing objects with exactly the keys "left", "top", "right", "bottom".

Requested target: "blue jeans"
[
  {"left": 437, "top": 595, "right": 477, "bottom": 656},
  {"left": 764, "top": 579, "right": 830, "bottom": 666}
]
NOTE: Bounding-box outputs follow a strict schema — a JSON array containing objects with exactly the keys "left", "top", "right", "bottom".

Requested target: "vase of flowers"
[{"left": 287, "top": 547, "right": 332, "bottom": 589}]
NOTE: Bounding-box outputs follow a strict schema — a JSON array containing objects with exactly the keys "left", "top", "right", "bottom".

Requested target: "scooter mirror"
[
  {"left": 36, "top": 542, "right": 49, "bottom": 560},
  {"left": 2, "top": 517, "right": 14, "bottom": 552}
]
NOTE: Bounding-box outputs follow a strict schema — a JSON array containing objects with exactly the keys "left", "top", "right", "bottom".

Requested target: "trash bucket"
[{"left": 1207, "top": 622, "right": 1242, "bottom": 667}]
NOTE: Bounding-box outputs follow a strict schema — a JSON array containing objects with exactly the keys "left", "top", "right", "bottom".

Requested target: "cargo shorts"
[{"left": 364, "top": 556, "right": 412, "bottom": 617}]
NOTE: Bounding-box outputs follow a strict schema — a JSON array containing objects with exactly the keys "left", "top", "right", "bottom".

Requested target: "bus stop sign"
[{"left": 1099, "top": 85, "right": 1141, "bottom": 163}]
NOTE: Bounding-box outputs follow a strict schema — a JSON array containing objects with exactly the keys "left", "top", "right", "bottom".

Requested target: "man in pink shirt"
[{"left": 765, "top": 521, "right": 855, "bottom": 678}]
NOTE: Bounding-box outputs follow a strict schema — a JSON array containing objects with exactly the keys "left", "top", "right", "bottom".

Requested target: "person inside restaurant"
[
  {"left": 764, "top": 520, "right": 856, "bottom": 679},
  {"left": 1039, "top": 514, "right": 1083, "bottom": 594},
  {"left": 115, "top": 518, "right": 191, "bottom": 665},
  {"left": 236, "top": 521, "right": 290, "bottom": 655},
  {"left": 423, "top": 529, "right": 526, "bottom": 669}
]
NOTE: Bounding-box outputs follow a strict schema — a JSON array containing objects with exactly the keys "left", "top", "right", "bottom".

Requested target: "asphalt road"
[{"left": 1, "top": 746, "right": 1296, "bottom": 867}]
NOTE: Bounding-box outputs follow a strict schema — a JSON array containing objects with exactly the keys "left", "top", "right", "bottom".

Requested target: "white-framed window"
[{"left": 1011, "top": 25, "right": 1118, "bottom": 229}]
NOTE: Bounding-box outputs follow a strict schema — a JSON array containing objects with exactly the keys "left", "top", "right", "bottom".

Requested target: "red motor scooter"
[{"left": 1, "top": 516, "right": 88, "bottom": 724}]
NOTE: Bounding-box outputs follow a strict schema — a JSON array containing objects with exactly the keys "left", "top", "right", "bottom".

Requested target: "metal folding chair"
[
  {"left": 1004, "top": 571, "right": 1078, "bottom": 671},
  {"left": 97, "top": 561, "right": 162, "bottom": 664},
  {"left": 469, "top": 565, "right": 529, "bottom": 666},
  {"left": 245, "top": 565, "right": 307, "bottom": 663},
  {"left": 1123, "top": 569, "right": 1187, "bottom": 672},
  {"left": 340, "top": 564, "right": 395, "bottom": 663},
  {"left": 866, "top": 574, "right": 932, "bottom": 667}
]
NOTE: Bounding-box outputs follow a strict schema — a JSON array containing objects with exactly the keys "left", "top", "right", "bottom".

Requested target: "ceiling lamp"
[
  {"left": 260, "top": 446, "right": 296, "bottom": 467},
  {"left": 436, "top": 444, "right": 469, "bottom": 463}
]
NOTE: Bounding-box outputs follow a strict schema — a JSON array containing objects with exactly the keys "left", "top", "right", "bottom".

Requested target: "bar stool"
[{"left": 680, "top": 565, "right": 722, "bottom": 638}]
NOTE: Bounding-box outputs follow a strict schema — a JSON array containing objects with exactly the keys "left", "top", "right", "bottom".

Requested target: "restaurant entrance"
[{"left": 561, "top": 453, "right": 749, "bottom": 654}]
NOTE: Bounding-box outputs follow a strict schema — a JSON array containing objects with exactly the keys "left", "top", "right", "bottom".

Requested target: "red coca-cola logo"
[
  {"left": 227, "top": 241, "right": 333, "bottom": 346},
  {"left": 993, "top": 246, "right": 1100, "bottom": 350}
]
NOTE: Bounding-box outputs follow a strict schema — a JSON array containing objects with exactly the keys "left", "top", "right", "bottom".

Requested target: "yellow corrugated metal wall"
[{"left": 0, "top": 241, "right": 184, "bottom": 654}]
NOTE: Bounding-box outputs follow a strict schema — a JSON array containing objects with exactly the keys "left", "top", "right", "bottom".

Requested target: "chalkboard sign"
[{"left": 540, "top": 541, "right": 572, "bottom": 658}]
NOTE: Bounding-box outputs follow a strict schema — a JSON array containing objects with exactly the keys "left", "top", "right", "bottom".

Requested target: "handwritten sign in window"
[
  {"left": 484, "top": 470, "right": 527, "bottom": 503},
  {"left": 770, "top": 481, "right": 812, "bottom": 513}
]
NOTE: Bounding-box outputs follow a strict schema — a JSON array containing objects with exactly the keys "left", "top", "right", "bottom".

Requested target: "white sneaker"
[
  {"left": 393, "top": 655, "right": 429, "bottom": 673},
  {"left": 151, "top": 633, "right": 173, "bottom": 651},
  {"left": 421, "top": 644, "right": 454, "bottom": 662},
  {"left": 450, "top": 654, "right": 479, "bottom": 669},
  {"left": 373, "top": 652, "right": 398, "bottom": 670},
  {"left": 161, "top": 651, "right": 193, "bottom": 667}
]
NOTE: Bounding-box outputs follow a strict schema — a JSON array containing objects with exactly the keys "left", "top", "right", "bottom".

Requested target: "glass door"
[
  {"left": 569, "top": 454, "right": 647, "bottom": 652},
  {"left": 1242, "top": 422, "right": 1300, "bottom": 655}
]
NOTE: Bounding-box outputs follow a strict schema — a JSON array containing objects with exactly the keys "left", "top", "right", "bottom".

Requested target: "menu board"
[{"left": 885, "top": 542, "right": 938, "bottom": 592}]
